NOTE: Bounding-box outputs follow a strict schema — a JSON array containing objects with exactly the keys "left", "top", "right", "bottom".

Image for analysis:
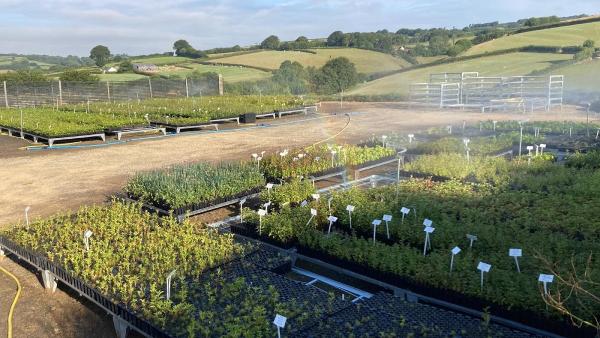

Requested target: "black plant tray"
[
  {"left": 0, "top": 236, "right": 171, "bottom": 338},
  {"left": 295, "top": 244, "right": 593, "bottom": 337},
  {"left": 127, "top": 186, "right": 262, "bottom": 219}
]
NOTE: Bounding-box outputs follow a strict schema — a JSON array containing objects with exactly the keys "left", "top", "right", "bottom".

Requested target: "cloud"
[{"left": 0, "top": 0, "right": 598, "bottom": 55}]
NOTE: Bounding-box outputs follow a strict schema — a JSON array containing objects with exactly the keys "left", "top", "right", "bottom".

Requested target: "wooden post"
[
  {"left": 3, "top": 81, "right": 8, "bottom": 108},
  {"left": 218, "top": 74, "right": 223, "bottom": 96},
  {"left": 58, "top": 80, "right": 63, "bottom": 105},
  {"left": 106, "top": 81, "right": 111, "bottom": 102},
  {"left": 185, "top": 78, "right": 189, "bottom": 98},
  {"left": 148, "top": 78, "right": 153, "bottom": 98}
]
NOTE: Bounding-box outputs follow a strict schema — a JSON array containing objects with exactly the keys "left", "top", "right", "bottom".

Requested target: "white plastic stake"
[
  {"left": 477, "top": 262, "right": 491, "bottom": 291},
  {"left": 372, "top": 220, "right": 381, "bottom": 243},
  {"left": 327, "top": 215, "right": 338, "bottom": 234},
  {"left": 263, "top": 201, "right": 272, "bottom": 214},
  {"left": 273, "top": 314, "right": 287, "bottom": 338},
  {"left": 83, "top": 230, "right": 93, "bottom": 252},
  {"left": 346, "top": 205, "right": 355, "bottom": 229},
  {"left": 327, "top": 196, "right": 333, "bottom": 215},
  {"left": 447, "top": 125, "right": 452, "bottom": 134},
  {"left": 466, "top": 234, "right": 478, "bottom": 248},
  {"left": 450, "top": 246, "right": 461, "bottom": 272},
  {"left": 493, "top": 120, "right": 497, "bottom": 131},
  {"left": 400, "top": 207, "right": 410, "bottom": 223},
  {"left": 166, "top": 269, "right": 176, "bottom": 301},
  {"left": 408, "top": 134, "right": 414, "bottom": 144},
  {"left": 257, "top": 209, "right": 267, "bottom": 235},
  {"left": 382, "top": 135, "right": 388, "bottom": 148},
  {"left": 423, "top": 219, "right": 432, "bottom": 228},
  {"left": 540, "top": 144, "right": 546, "bottom": 154},
  {"left": 423, "top": 226, "right": 435, "bottom": 255},
  {"left": 24, "top": 206, "right": 31, "bottom": 227},
  {"left": 538, "top": 274, "right": 554, "bottom": 296},
  {"left": 306, "top": 208, "right": 317, "bottom": 227},
  {"left": 266, "top": 183, "right": 274, "bottom": 201},
  {"left": 239, "top": 198, "right": 247, "bottom": 223},
  {"left": 526, "top": 145, "right": 533, "bottom": 156},
  {"left": 509, "top": 248, "right": 522, "bottom": 273},
  {"left": 382, "top": 214, "right": 392, "bottom": 239}
]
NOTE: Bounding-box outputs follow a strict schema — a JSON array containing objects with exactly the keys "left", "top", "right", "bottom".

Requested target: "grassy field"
[
  {"left": 0, "top": 55, "right": 54, "bottom": 69},
  {"left": 465, "top": 21, "right": 600, "bottom": 55},
  {"left": 156, "top": 63, "right": 271, "bottom": 83},
  {"left": 96, "top": 73, "right": 148, "bottom": 81},
  {"left": 129, "top": 56, "right": 193, "bottom": 65},
  {"left": 556, "top": 59, "right": 600, "bottom": 94},
  {"left": 206, "top": 48, "right": 411, "bottom": 74},
  {"left": 347, "top": 52, "right": 572, "bottom": 97}
]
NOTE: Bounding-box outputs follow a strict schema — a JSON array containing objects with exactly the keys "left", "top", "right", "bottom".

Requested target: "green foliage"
[
  {"left": 259, "top": 178, "right": 315, "bottom": 207},
  {"left": 173, "top": 39, "right": 206, "bottom": 58},
  {"left": 522, "top": 16, "right": 561, "bottom": 27},
  {"left": 311, "top": 57, "right": 359, "bottom": 94},
  {"left": 0, "top": 69, "right": 48, "bottom": 83},
  {"left": 272, "top": 61, "right": 308, "bottom": 94},
  {"left": 260, "top": 144, "right": 395, "bottom": 179},
  {"left": 583, "top": 39, "right": 596, "bottom": 48},
  {"left": 118, "top": 60, "right": 133, "bottom": 73},
  {"left": 59, "top": 69, "right": 99, "bottom": 82},
  {"left": 0, "top": 95, "right": 310, "bottom": 137},
  {"left": 260, "top": 35, "right": 281, "bottom": 50},
  {"left": 447, "top": 39, "right": 473, "bottom": 57},
  {"left": 90, "top": 45, "right": 111, "bottom": 67},
  {"left": 566, "top": 150, "right": 600, "bottom": 169},
  {"left": 125, "top": 162, "right": 265, "bottom": 210}
]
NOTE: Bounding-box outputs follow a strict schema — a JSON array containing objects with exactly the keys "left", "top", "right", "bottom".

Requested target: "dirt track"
[{"left": 0, "top": 102, "right": 592, "bottom": 338}]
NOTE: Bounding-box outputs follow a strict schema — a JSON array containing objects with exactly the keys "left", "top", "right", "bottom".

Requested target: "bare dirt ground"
[{"left": 0, "top": 102, "right": 593, "bottom": 338}]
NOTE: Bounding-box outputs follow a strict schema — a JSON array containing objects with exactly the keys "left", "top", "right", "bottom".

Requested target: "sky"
[{"left": 0, "top": 0, "right": 598, "bottom": 56}]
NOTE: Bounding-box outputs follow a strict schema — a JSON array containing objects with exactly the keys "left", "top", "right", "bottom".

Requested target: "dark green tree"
[
  {"left": 0, "top": 69, "right": 48, "bottom": 83},
  {"left": 273, "top": 61, "right": 308, "bottom": 94},
  {"left": 173, "top": 39, "right": 206, "bottom": 58},
  {"left": 59, "top": 69, "right": 99, "bottom": 82},
  {"left": 118, "top": 60, "right": 133, "bottom": 73},
  {"left": 311, "top": 57, "right": 358, "bottom": 94},
  {"left": 260, "top": 35, "right": 280, "bottom": 50},
  {"left": 583, "top": 39, "right": 595, "bottom": 49},
  {"left": 327, "top": 31, "right": 345, "bottom": 46},
  {"left": 295, "top": 36, "right": 310, "bottom": 49},
  {"left": 90, "top": 45, "right": 111, "bottom": 67}
]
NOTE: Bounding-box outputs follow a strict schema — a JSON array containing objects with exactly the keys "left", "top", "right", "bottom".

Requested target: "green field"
[
  {"left": 206, "top": 48, "right": 411, "bottom": 74},
  {"left": 97, "top": 73, "right": 148, "bottom": 81},
  {"left": 129, "top": 56, "right": 193, "bottom": 65},
  {"left": 557, "top": 59, "right": 600, "bottom": 93},
  {"left": 347, "top": 52, "right": 572, "bottom": 97},
  {"left": 157, "top": 63, "right": 271, "bottom": 83},
  {"left": 465, "top": 21, "right": 600, "bottom": 55},
  {"left": 0, "top": 55, "right": 54, "bottom": 69}
]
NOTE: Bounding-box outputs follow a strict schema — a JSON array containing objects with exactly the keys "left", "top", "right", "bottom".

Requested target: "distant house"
[
  {"left": 132, "top": 63, "right": 158, "bottom": 73},
  {"left": 103, "top": 66, "right": 118, "bottom": 74}
]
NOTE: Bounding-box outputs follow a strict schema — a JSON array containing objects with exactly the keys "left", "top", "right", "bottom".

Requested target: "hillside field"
[
  {"left": 156, "top": 63, "right": 271, "bottom": 83},
  {"left": 347, "top": 52, "right": 571, "bottom": 97},
  {"left": 465, "top": 21, "right": 600, "bottom": 55},
  {"left": 556, "top": 59, "right": 600, "bottom": 94},
  {"left": 206, "top": 48, "right": 411, "bottom": 74}
]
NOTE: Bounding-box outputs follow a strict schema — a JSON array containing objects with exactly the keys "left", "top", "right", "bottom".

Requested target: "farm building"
[
  {"left": 102, "top": 66, "right": 118, "bottom": 73},
  {"left": 132, "top": 63, "right": 158, "bottom": 73}
]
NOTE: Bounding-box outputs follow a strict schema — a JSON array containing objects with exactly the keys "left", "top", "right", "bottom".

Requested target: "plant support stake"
[{"left": 450, "top": 246, "right": 461, "bottom": 272}]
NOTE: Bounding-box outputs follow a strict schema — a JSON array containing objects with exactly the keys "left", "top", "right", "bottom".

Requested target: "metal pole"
[
  {"left": 58, "top": 80, "right": 63, "bottom": 105},
  {"left": 185, "top": 78, "right": 189, "bottom": 98},
  {"left": 3, "top": 81, "right": 8, "bottom": 108},
  {"left": 519, "top": 126, "right": 523, "bottom": 157},
  {"left": 218, "top": 74, "right": 223, "bottom": 95},
  {"left": 106, "top": 81, "right": 111, "bottom": 102},
  {"left": 148, "top": 78, "right": 153, "bottom": 98}
]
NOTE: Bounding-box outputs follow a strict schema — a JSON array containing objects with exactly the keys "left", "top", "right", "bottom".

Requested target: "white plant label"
[
  {"left": 346, "top": 205, "right": 355, "bottom": 212},
  {"left": 451, "top": 246, "right": 461, "bottom": 255},
  {"left": 301, "top": 200, "right": 308, "bottom": 207},
  {"left": 327, "top": 216, "right": 338, "bottom": 223},
  {"left": 312, "top": 193, "right": 320, "bottom": 201},
  {"left": 509, "top": 248, "right": 522, "bottom": 257},
  {"left": 423, "top": 219, "right": 432, "bottom": 227},
  {"left": 240, "top": 198, "right": 247, "bottom": 205},
  {"left": 400, "top": 207, "right": 410, "bottom": 214},
  {"left": 257, "top": 209, "right": 267, "bottom": 216},
  {"left": 424, "top": 226, "right": 435, "bottom": 234},
  {"left": 477, "top": 262, "right": 491, "bottom": 272},
  {"left": 372, "top": 219, "right": 382, "bottom": 226},
  {"left": 310, "top": 208, "right": 317, "bottom": 216},
  {"left": 382, "top": 214, "right": 392, "bottom": 222},
  {"left": 266, "top": 183, "right": 274, "bottom": 189},
  {"left": 273, "top": 314, "right": 287, "bottom": 328},
  {"left": 538, "top": 274, "right": 554, "bottom": 283}
]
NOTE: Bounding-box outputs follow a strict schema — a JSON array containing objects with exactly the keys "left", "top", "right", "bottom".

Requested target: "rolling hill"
[
  {"left": 464, "top": 21, "right": 600, "bottom": 55},
  {"left": 205, "top": 48, "right": 411, "bottom": 75},
  {"left": 347, "top": 52, "right": 572, "bottom": 97}
]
